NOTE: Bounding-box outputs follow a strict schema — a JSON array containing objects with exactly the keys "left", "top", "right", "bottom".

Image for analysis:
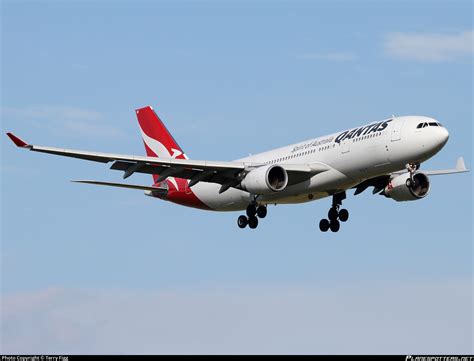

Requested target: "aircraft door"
[
  {"left": 341, "top": 138, "right": 350, "bottom": 154},
  {"left": 391, "top": 119, "right": 405, "bottom": 142}
]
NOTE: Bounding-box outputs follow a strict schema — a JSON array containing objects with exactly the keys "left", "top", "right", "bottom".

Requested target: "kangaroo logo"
[{"left": 139, "top": 127, "right": 188, "bottom": 191}]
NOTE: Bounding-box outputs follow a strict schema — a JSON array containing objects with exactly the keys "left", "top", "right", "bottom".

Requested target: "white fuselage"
[{"left": 179, "top": 116, "right": 449, "bottom": 211}]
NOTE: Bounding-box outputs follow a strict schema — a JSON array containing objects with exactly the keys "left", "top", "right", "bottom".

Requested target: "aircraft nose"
[{"left": 437, "top": 126, "right": 449, "bottom": 147}]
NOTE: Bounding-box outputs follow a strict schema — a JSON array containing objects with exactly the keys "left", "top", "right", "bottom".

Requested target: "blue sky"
[{"left": 1, "top": 0, "right": 472, "bottom": 354}]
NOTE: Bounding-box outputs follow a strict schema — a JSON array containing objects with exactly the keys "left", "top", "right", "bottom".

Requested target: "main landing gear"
[
  {"left": 319, "top": 192, "right": 349, "bottom": 233},
  {"left": 405, "top": 162, "right": 419, "bottom": 188},
  {"left": 237, "top": 202, "right": 267, "bottom": 229}
]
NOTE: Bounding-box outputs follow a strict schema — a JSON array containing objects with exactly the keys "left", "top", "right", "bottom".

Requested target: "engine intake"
[
  {"left": 384, "top": 172, "right": 430, "bottom": 202},
  {"left": 241, "top": 165, "right": 288, "bottom": 195}
]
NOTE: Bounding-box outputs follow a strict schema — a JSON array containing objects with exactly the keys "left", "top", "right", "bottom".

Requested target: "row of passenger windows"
[
  {"left": 265, "top": 130, "right": 386, "bottom": 164},
  {"left": 417, "top": 122, "right": 443, "bottom": 129},
  {"left": 265, "top": 145, "right": 335, "bottom": 164},
  {"left": 353, "top": 131, "right": 383, "bottom": 142}
]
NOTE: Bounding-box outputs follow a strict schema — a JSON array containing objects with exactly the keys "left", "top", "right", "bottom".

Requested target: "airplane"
[{"left": 6, "top": 106, "right": 469, "bottom": 232}]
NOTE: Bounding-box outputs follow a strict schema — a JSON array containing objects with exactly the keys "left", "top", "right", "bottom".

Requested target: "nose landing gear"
[
  {"left": 319, "top": 192, "right": 349, "bottom": 232},
  {"left": 237, "top": 201, "right": 267, "bottom": 229}
]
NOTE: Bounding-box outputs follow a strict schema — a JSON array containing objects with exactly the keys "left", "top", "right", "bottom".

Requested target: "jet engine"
[
  {"left": 384, "top": 172, "right": 430, "bottom": 202},
  {"left": 240, "top": 165, "right": 288, "bottom": 195}
]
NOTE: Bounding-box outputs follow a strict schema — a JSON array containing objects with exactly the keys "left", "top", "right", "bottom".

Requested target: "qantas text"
[{"left": 335, "top": 119, "right": 392, "bottom": 144}]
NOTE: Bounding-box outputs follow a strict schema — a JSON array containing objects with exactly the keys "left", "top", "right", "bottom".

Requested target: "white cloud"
[
  {"left": 298, "top": 52, "right": 358, "bottom": 62},
  {"left": 2, "top": 105, "right": 122, "bottom": 138},
  {"left": 1, "top": 282, "right": 472, "bottom": 354},
  {"left": 384, "top": 30, "right": 473, "bottom": 62}
]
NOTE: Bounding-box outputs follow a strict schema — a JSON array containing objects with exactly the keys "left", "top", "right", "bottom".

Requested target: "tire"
[
  {"left": 319, "top": 219, "right": 330, "bottom": 232},
  {"left": 338, "top": 209, "right": 349, "bottom": 222},
  {"left": 329, "top": 219, "right": 340, "bottom": 232},
  {"left": 256, "top": 206, "right": 267, "bottom": 219},
  {"left": 246, "top": 204, "right": 257, "bottom": 217},
  {"left": 237, "top": 215, "right": 248, "bottom": 229},
  {"left": 328, "top": 207, "right": 338, "bottom": 221},
  {"left": 248, "top": 216, "right": 259, "bottom": 229}
]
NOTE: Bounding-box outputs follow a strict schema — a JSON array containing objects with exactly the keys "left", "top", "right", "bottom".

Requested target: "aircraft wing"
[
  {"left": 392, "top": 157, "right": 469, "bottom": 176},
  {"left": 6, "top": 133, "right": 330, "bottom": 191},
  {"left": 388, "top": 157, "right": 469, "bottom": 177},
  {"left": 353, "top": 156, "right": 469, "bottom": 196}
]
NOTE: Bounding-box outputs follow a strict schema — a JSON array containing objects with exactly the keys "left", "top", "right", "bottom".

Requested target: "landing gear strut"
[
  {"left": 237, "top": 198, "right": 267, "bottom": 229},
  {"left": 405, "top": 163, "right": 419, "bottom": 188},
  {"left": 319, "top": 192, "right": 349, "bottom": 233}
]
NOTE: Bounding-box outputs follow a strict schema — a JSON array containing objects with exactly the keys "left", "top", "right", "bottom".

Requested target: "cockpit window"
[{"left": 417, "top": 121, "right": 444, "bottom": 129}]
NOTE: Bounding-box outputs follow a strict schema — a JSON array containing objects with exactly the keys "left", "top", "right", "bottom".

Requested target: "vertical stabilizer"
[{"left": 135, "top": 106, "right": 188, "bottom": 184}]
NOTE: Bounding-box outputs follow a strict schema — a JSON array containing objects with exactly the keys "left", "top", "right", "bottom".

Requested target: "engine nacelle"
[
  {"left": 241, "top": 165, "right": 288, "bottom": 195},
  {"left": 384, "top": 172, "right": 430, "bottom": 202}
]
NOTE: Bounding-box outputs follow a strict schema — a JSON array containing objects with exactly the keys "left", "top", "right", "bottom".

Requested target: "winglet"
[
  {"left": 6, "top": 133, "right": 31, "bottom": 148},
  {"left": 456, "top": 157, "right": 467, "bottom": 171}
]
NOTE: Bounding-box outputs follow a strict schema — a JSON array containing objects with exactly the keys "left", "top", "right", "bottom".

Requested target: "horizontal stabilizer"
[{"left": 72, "top": 180, "right": 167, "bottom": 193}]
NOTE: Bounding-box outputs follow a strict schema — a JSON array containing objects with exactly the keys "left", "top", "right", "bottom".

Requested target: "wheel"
[
  {"left": 319, "top": 219, "right": 330, "bottom": 232},
  {"left": 248, "top": 216, "right": 259, "bottom": 229},
  {"left": 246, "top": 204, "right": 257, "bottom": 217},
  {"left": 328, "top": 207, "right": 338, "bottom": 221},
  {"left": 237, "top": 215, "right": 248, "bottom": 229},
  {"left": 256, "top": 206, "right": 267, "bottom": 219},
  {"left": 338, "top": 209, "right": 349, "bottom": 222},
  {"left": 329, "top": 219, "right": 340, "bottom": 232}
]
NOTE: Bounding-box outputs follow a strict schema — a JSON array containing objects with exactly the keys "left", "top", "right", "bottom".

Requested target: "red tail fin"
[
  {"left": 135, "top": 106, "right": 188, "bottom": 184},
  {"left": 135, "top": 106, "right": 187, "bottom": 159},
  {"left": 135, "top": 106, "right": 209, "bottom": 210}
]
